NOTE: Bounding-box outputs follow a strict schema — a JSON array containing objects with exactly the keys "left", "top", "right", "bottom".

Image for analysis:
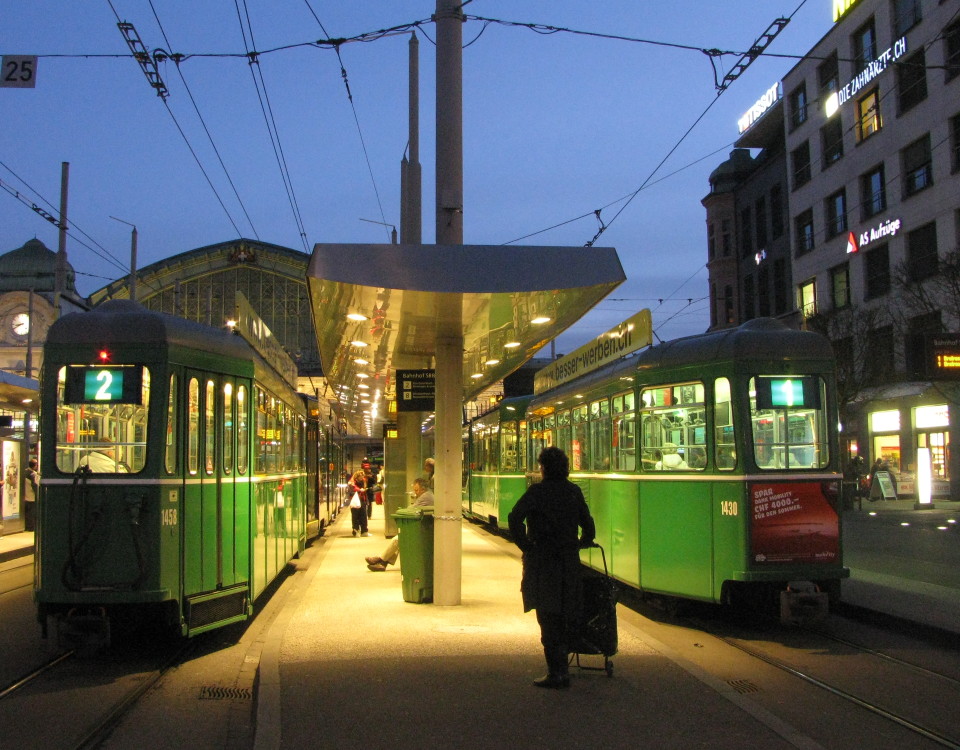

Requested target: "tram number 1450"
[{"left": 720, "top": 501, "right": 739, "bottom": 516}]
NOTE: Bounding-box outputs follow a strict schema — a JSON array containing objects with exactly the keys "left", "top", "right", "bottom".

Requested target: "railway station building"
[{"left": 704, "top": 0, "right": 960, "bottom": 501}]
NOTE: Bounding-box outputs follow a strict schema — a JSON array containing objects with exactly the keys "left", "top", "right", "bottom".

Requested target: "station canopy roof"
[
  {"left": 306, "top": 243, "right": 624, "bottom": 435},
  {"left": 0, "top": 370, "right": 38, "bottom": 412}
]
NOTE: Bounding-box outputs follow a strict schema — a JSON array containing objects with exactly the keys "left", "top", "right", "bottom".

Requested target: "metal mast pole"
[
  {"left": 434, "top": 0, "right": 464, "bottom": 605},
  {"left": 53, "top": 162, "right": 69, "bottom": 317}
]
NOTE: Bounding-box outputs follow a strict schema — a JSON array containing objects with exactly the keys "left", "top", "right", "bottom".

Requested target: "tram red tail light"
[{"left": 98, "top": 349, "right": 110, "bottom": 362}]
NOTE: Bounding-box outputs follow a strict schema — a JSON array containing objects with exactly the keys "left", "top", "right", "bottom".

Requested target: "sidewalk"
[
  {"left": 254, "top": 511, "right": 808, "bottom": 750},
  {"left": 0, "top": 530, "right": 33, "bottom": 564}
]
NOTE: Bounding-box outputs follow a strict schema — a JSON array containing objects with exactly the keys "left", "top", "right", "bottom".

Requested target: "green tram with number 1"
[
  {"left": 36, "top": 300, "right": 315, "bottom": 642},
  {"left": 517, "top": 318, "right": 847, "bottom": 607}
]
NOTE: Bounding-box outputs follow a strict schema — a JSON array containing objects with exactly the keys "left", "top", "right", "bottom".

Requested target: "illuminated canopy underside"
[{"left": 306, "top": 243, "right": 624, "bottom": 433}]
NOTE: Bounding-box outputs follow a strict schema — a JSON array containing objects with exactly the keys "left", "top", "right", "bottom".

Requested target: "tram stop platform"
[{"left": 253, "top": 502, "right": 960, "bottom": 750}]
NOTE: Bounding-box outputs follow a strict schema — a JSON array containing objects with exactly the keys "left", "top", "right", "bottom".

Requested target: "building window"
[
  {"left": 818, "top": 51, "right": 839, "bottom": 102},
  {"left": 892, "top": 0, "right": 921, "bottom": 37},
  {"left": 721, "top": 218, "right": 732, "bottom": 256},
  {"left": 853, "top": 17, "right": 877, "bottom": 73},
  {"left": 861, "top": 164, "right": 887, "bottom": 220},
  {"left": 755, "top": 196, "right": 767, "bottom": 249},
  {"left": 795, "top": 208, "right": 815, "bottom": 256},
  {"left": 770, "top": 184, "right": 784, "bottom": 239},
  {"left": 708, "top": 222, "right": 716, "bottom": 260},
  {"left": 946, "top": 20, "right": 960, "bottom": 82},
  {"left": 743, "top": 274, "right": 755, "bottom": 320},
  {"left": 856, "top": 88, "right": 881, "bottom": 142},
  {"left": 825, "top": 189, "right": 847, "bottom": 238},
  {"left": 865, "top": 325, "right": 895, "bottom": 384},
  {"left": 740, "top": 207, "right": 753, "bottom": 257},
  {"left": 723, "top": 285, "right": 734, "bottom": 324},
  {"left": 774, "top": 258, "right": 788, "bottom": 315},
  {"left": 864, "top": 242, "right": 891, "bottom": 299},
  {"left": 821, "top": 117, "right": 844, "bottom": 166},
  {"left": 906, "top": 311, "right": 940, "bottom": 379},
  {"left": 952, "top": 114, "right": 960, "bottom": 174},
  {"left": 758, "top": 266, "right": 770, "bottom": 317},
  {"left": 831, "top": 263, "right": 850, "bottom": 309},
  {"left": 897, "top": 48, "right": 927, "bottom": 115},
  {"left": 906, "top": 221, "right": 939, "bottom": 283},
  {"left": 799, "top": 279, "right": 817, "bottom": 318},
  {"left": 789, "top": 83, "right": 808, "bottom": 130},
  {"left": 791, "top": 141, "right": 811, "bottom": 188},
  {"left": 902, "top": 134, "right": 933, "bottom": 198}
]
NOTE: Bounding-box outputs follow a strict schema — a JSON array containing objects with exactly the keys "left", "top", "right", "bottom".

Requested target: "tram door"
[{"left": 184, "top": 373, "right": 230, "bottom": 595}]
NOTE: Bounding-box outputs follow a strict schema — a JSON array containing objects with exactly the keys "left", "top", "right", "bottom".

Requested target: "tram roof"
[{"left": 306, "top": 243, "right": 624, "bottom": 435}]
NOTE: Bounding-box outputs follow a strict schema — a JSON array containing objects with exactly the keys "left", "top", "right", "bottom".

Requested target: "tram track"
[
  {"left": 713, "top": 631, "right": 960, "bottom": 750},
  {"left": 0, "top": 635, "right": 195, "bottom": 750}
]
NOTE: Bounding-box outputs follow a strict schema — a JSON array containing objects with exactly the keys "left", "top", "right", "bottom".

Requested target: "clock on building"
[{"left": 11, "top": 312, "right": 30, "bottom": 337}]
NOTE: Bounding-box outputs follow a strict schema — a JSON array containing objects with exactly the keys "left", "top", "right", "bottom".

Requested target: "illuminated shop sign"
[
  {"left": 755, "top": 249, "right": 767, "bottom": 265},
  {"left": 856, "top": 217, "right": 902, "bottom": 250},
  {"left": 833, "top": 0, "right": 862, "bottom": 22},
  {"left": 738, "top": 82, "right": 780, "bottom": 134},
  {"left": 826, "top": 37, "right": 907, "bottom": 116}
]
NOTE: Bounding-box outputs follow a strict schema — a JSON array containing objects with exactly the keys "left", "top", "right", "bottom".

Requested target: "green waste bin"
[{"left": 391, "top": 506, "right": 434, "bottom": 603}]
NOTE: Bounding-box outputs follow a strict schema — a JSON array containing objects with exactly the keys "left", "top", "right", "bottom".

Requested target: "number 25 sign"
[{"left": 2, "top": 56, "right": 37, "bottom": 88}]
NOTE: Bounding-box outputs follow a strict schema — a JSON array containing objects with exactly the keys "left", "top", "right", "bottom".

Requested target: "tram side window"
[
  {"left": 237, "top": 385, "right": 249, "bottom": 475},
  {"left": 571, "top": 405, "right": 589, "bottom": 471},
  {"left": 543, "top": 414, "right": 556, "bottom": 454},
  {"left": 613, "top": 391, "right": 637, "bottom": 471},
  {"left": 518, "top": 419, "right": 528, "bottom": 474},
  {"left": 485, "top": 425, "right": 499, "bottom": 472},
  {"left": 714, "top": 377, "right": 736, "bottom": 470},
  {"left": 223, "top": 382, "right": 234, "bottom": 475},
  {"left": 501, "top": 419, "right": 518, "bottom": 472},
  {"left": 555, "top": 410, "right": 571, "bottom": 457},
  {"left": 188, "top": 378, "right": 200, "bottom": 475},
  {"left": 589, "top": 398, "right": 611, "bottom": 471},
  {"left": 205, "top": 380, "right": 216, "bottom": 475},
  {"left": 55, "top": 365, "right": 151, "bottom": 474},
  {"left": 529, "top": 418, "right": 545, "bottom": 465},
  {"left": 256, "top": 392, "right": 268, "bottom": 474},
  {"left": 639, "top": 383, "right": 706, "bottom": 471},
  {"left": 750, "top": 376, "right": 828, "bottom": 469},
  {"left": 165, "top": 374, "right": 177, "bottom": 474}
]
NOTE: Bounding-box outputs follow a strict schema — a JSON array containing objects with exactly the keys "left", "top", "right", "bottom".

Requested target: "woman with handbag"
[{"left": 348, "top": 469, "right": 370, "bottom": 536}]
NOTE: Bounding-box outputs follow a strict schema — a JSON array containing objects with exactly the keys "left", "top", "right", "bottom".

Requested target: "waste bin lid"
[{"left": 392, "top": 505, "right": 434, "bottom": 519}]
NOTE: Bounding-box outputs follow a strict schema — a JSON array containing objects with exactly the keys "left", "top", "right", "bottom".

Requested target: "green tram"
[
  {"left": 36, "top": 300, "right": 315, "bottom": 642},
  {"left": 463, "top": 395, "right": 532, "bottom": 527},
  {"left": 518, "top": 318, "right": 848, "bottom": 606}
]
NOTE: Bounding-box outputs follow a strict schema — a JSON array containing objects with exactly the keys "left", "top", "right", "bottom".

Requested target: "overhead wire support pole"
[
  {"left": 715, "top": 18, "right": 790, "bottom": 92},
  {"left": 116, "top": 21, "right": 170, "bottom": 99}
]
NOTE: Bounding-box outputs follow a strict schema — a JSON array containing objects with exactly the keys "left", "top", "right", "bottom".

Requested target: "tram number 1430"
[{"left": 720, "top": 501, "right": 739, "bottom": 516}]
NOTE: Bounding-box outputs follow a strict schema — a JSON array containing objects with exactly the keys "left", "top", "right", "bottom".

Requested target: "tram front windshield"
[
  {"left": 749, "top": 375, "right": 828, "bottom": 470},
  {"left": 55, "top": 365, "right": 150, "bottom": 474}
]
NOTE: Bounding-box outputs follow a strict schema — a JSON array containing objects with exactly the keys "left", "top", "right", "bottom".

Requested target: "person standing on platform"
[
  {"left": 508, "top": 446, "right": 595, "bottom": 689},
  {"left": 364, "top": 477, "right": 434, "bottom": 571},
  {"left": 24, "top": 459, "right": 39, "bottom": 532},
  {"left": 348, "top": 469, "right": 369, "bottom": 537},
  {"left": 363, "top": 462, "right": 377, "bottom": 520}
]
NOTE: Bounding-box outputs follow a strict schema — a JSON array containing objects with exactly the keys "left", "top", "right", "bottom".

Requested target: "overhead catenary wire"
[
  {"left": 302, "top": 0, "right": 392, "bottom": 243},
  {"left": 146, "top": 0, "right": 261, "bottom": 241},
  {"left": 235, "top": 0, "right": 310, "bottom": 254}
]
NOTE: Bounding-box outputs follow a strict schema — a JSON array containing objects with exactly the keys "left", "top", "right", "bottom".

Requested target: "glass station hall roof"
[{"left": 306, "top": 243, "right": 624, "bottom": 434}]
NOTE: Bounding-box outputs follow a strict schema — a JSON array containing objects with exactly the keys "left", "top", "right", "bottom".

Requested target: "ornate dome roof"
[
  {"left": 0, "top": 238, "right": 76, "bottom": 293},
  {"left": 707, "top": 149, "right": 755, "bottom": 193}
]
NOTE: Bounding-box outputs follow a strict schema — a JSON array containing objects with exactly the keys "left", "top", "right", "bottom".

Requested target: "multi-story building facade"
[{"left": 706, "top": 0, "right": 960, "bottom": 501}]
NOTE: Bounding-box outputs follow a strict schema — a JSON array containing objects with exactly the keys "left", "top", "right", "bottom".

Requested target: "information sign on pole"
[
  {"left": 396, "top": 369, "right": 435, "bottom": 412},
  {"left": 1, "top": 56, "right": 38, "bottom": 88}
]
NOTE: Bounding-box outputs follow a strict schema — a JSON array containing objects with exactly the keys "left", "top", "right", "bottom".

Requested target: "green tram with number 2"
[
  {"left": 36, "top": 300, "right": 316, "bottom": 642},
  {"left": 470, "top": 318, "right": 848, "bottom": 607}
]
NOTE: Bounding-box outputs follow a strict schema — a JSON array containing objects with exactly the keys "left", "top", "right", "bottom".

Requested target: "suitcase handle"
[{"left": 586, "top": 542, "right": 609, "bottom": 576}]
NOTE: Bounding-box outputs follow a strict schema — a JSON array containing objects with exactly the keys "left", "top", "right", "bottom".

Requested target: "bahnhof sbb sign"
[{"left": 928, "top": 333, "right": 960, "bottom": 379}]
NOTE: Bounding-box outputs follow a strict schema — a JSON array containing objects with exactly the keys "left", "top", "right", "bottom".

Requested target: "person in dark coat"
[{"left": 508, "top": 446, "right": 596, "bottom": 689}]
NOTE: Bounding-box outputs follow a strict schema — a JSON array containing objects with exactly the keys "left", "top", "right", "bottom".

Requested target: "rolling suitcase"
[{"left": 569, "top": 544, "right": 618, "bottom": 676}]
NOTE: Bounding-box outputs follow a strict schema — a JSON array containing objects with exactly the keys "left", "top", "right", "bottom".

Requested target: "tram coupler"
[
  {"left": 779, "top": 581, "right": 828, "bottom": 626},
  {"left": 57, "top": 607, "right": 111, "bottom": 653}
]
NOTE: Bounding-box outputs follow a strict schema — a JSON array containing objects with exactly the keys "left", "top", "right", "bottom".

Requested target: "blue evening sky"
[{"left": 1, "top": 1, "right": 834, "bottom": 353}]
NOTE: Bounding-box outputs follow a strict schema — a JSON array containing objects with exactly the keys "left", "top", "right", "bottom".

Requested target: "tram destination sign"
[
  {"left": 396, "top": 369, "right": 435, "bottom": 412},
  {"left": 534, "top": 309, "right": 652, "bottom": 394},
  {"left": 928, "top": 333, "right": 960, "bottom": 379}
]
